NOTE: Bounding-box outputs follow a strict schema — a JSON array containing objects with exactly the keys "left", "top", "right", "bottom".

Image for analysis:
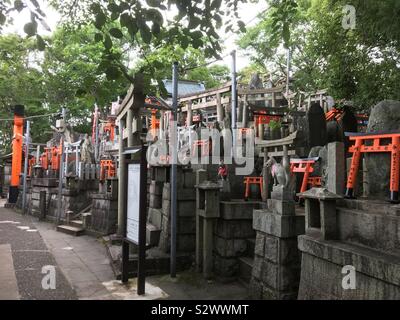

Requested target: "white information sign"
[{"left": 127, "top": 163, "right": 141, "bottom": 244}]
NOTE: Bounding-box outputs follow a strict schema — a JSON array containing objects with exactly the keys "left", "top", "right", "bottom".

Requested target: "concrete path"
[
  {"left": 0, "top": 244, "right": 20, "bottom": 300},
  {"left": 34, "top": 221, "right": 116, "bottom": 300},
  {"left": 1, "top": 200, "right": 249, "bottom": 300},
  {"left": 0, "top": 202, "right": 76, "bottom": 300}
]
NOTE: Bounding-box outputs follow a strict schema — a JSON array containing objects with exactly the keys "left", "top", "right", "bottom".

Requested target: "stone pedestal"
[
  {"left": 195, "top": 179, "right": 220, "bottom": 279},
  {"left": 250, "top": 185, "right": 304, "bottom": 299}
]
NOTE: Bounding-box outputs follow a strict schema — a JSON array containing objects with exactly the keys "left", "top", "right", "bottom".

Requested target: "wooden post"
[
  {"left": 272, "top": 92, "right": 276, "bottom": 108},
  {"left": 216, "top": 93, "right": 223, "bottom": 122},
  {"left": 187, "top": 100, "right": 193, "bottom": 126},
  {"left": 242, "top": 95, "right": 248, "bottom": 129},
  {"left": 127, "top": 109, "right": 133, "bottom": 147}
]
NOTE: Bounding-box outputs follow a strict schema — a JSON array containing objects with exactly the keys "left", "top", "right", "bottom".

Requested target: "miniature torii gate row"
[
  {"left": 243, "top": 156, "right": 321, "bottom": 200},
  {"left": 344, "top": 131, "right": 400, "bottom": 203},
  {"left": 290, "top": 157, "right": 322, "bottom": 193}
]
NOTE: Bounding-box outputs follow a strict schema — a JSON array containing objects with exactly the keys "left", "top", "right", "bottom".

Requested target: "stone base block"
[{"left": 253, "top": 209, "right": 305, "bottom": 238}]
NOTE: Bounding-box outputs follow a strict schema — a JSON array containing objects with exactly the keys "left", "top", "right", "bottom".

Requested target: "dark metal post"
[
  {"left": 22, "top": 120, "right": 30, "bottom": 214},
  {"left": 286, "top": 48, "right": 291, "bottom": 96},
  {"left": 56, "top": 108, "right": 66, "bottom": 225},
  {"left": 94, "top": 103, "right": 99, "bottom": 163},
  {"left": 231, "top": 50, "right": 237, "bottom": 151},
  {"left": 137, "top": 144, "right": 148, "bottom": 295},
  {"left": 56, "top": 138, "right": 64, "bottom": 225},
  {"left": 170, "top": 62, "right": 178, "bottom": 278}
]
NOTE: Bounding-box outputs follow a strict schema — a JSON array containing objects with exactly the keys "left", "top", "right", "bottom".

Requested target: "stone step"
[
  {"left": 338, "top": 198, "right": 400, "bottom": 217},
  {"left": 70, "top": 220, "right": 83, "bottom": 228},
  {"left": 56, "top": 225, "right": 85, "bottom": 236},
  {"left": 246, "top": 238, "right": 255, "bottom": 258},
  {"left": 146, "top": 222, "right": 161, "bottom": 247},
  {"left": 238, "top": 256, "right": 253, "bottom": 284}
]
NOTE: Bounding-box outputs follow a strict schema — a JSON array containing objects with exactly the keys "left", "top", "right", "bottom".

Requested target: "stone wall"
[
  {"left": 150, "top": 166, "right": 197, "bottom": 254},
  {"left": 298, "top": 235, "right": 400, "bottom": 299},
  {"left": 297, "top": 199, "right": 400, "bottom": 299},
  {"left": 25, "top": 178, "right": 96, "bottom": 221},
  {"left": 249, "top": 186, "right": 305, "bottom": 299},
  {"left": 90, "top": 193, "right": 118, "bottom": 235},
  {"left": 214, "top": 201, "right": 260, "bottom": 277}
]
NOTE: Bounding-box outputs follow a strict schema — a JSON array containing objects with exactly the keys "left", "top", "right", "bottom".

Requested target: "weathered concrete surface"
[
  {"left": 298, "top": 234, "right": 400, "bottom": 299},
  {"left": 0, "top": 244, "right": 20, "bottom": 300},
  {"left": 365, "top": 100, "right": 400, "bottom": 200}
]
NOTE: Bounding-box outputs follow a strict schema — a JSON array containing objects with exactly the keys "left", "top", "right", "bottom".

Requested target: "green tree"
[
  {"left": 238, "top": 0, "right": 400, "bottom": 109},
  {"left": 134, "top": 44, "right": 230, "bottom": 93},
  {"left": 0, "top": 34, "right": 46, "bottom": 153},
  {"left": 41, "top": 25, "right": 129, "bottom": 133}
]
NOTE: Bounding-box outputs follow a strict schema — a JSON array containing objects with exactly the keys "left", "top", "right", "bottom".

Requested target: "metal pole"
[
  {"left": 170, "top": 62, "right": 178, "bottom": 278},
  {"left": 137, "top": 144, "right": 148, "bottom": 295},
  {"left": 94, "top": 104, "right": 99, "bottom": 163},
  {"left": 22, "top": 120, "right": 30, "bottom": 214},
  {"left": 231, "top": 50, "right": 237, "bottom": 152},
  {"left": 57, "top": 108, "right": 66, "bottom": 225},
  {"left": 286, "top": 47, "right": 291, "bottom": 96},
  {"left": 56, "top": 138, "right": 64, "bottom": 225}
]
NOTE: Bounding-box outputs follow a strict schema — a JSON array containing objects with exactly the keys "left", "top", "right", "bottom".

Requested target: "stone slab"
[
  {"left": 253, "top": 209, "right": 305, "bottom": 238},
  {"left": 220, "top": 201, "right": 262, "bottom": 220},
  {"left": 298, "top": 234, "right": 400, "bottom": 286}
]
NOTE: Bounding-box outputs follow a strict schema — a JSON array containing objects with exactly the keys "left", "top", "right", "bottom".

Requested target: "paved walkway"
[
  {"left": 35, "top": 221, "right": 116, "bottom": 300},
  {"left": 0, "top": 244, "right": 20, "bottom": 300},
  {"left": 0, "top": 202, "right": 76, "bottom": 300},
  {"left": 0, "top": 199, "right": 248, "bottom": 300}
]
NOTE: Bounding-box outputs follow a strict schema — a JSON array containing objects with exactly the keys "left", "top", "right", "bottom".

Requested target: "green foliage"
[
  {"left": 0, "top": 26, "right": 129, "bottom": 154},
  {"left": 239, "top": 0, "right": 400, "bottom": 110},
  {"left": 48, "top": 0, "right": 248, "bottom": 83},
  {"left": 0, "top": 34, "right": 46, "bottom": 153},
  {"left": 134, "top": 44, "right": 230, "bottom": 94},
  {"left": 41, "top": 25, "right": 129, "bottom": 132}
]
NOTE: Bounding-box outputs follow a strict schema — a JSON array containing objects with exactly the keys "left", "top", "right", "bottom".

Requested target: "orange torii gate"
[
  {"left": 9, "top": 105, "right": 25, "bottom": 203},
  {"left": 99, "top": 159, "right": 116, "bottom": 182},
  {"left": 325, "top": 108, "right": 343, "bottom": 122},
  {"left": 290, "top": 157, "right": 322, "bottom": 193},
  {"left": 344, "top": 131, "right": 400, "bottom": 203}
]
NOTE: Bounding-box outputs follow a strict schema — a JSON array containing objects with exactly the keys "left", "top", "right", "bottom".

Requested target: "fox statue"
[{"left": 266, "top": 156, "right": 289, "bottom": 187}]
